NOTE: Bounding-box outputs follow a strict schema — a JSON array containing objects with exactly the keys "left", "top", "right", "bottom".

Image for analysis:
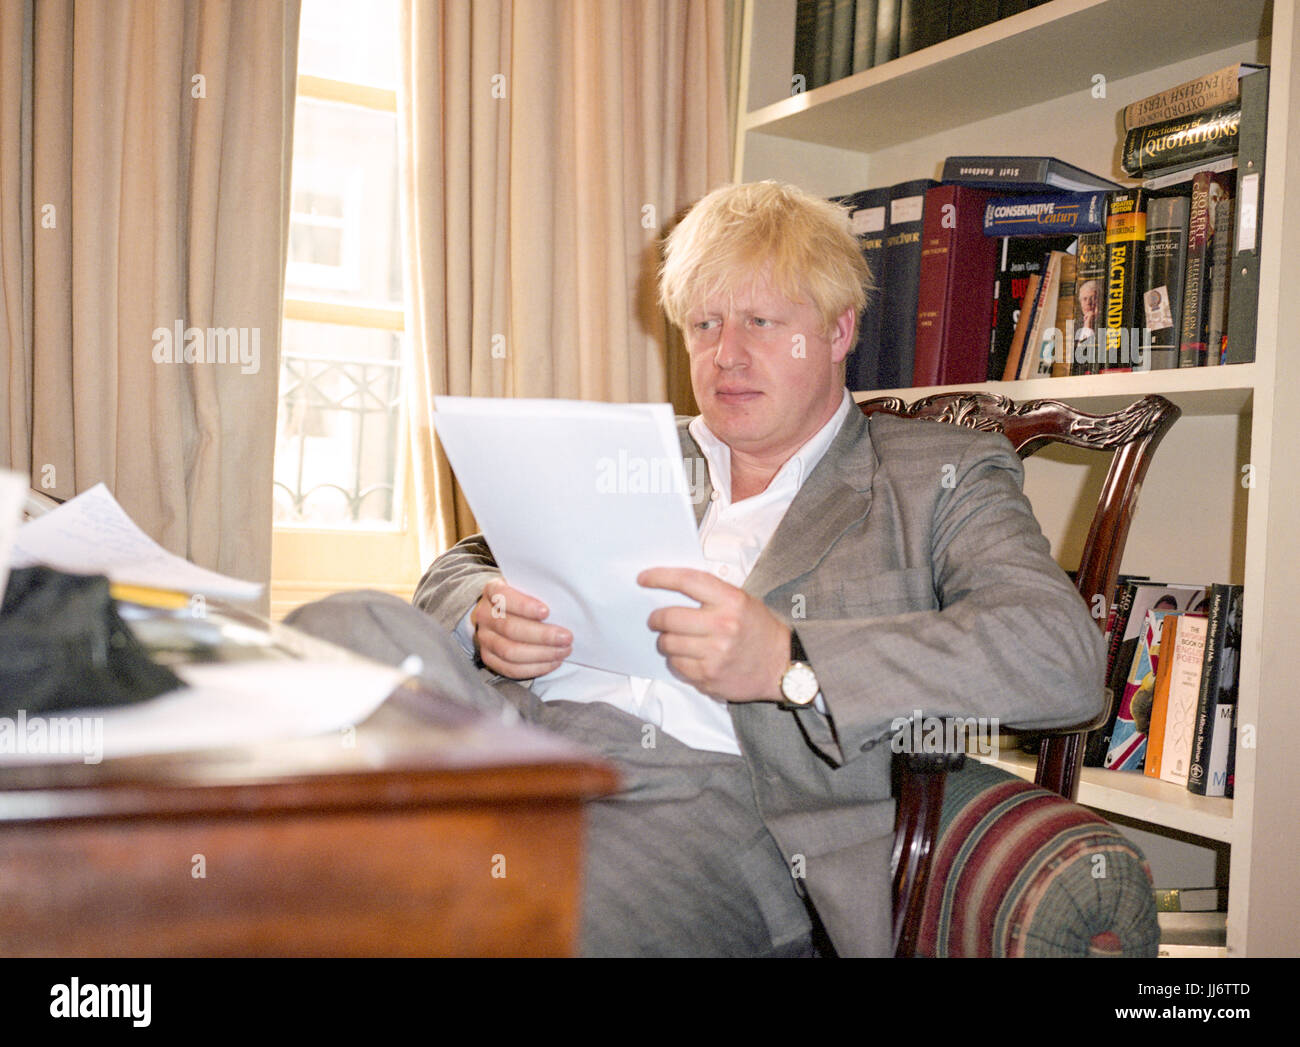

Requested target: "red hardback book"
[{"left": 913, "top": 184, "right": 1000, "bottom": 386}]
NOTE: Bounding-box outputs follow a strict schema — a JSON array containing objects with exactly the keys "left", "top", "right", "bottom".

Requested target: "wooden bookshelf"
[{"left": 736, "top": 0, "right": 1300, "bottom": 957}]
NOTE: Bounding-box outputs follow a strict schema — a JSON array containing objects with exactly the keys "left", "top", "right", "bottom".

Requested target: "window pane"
[
  {"left": 274, "top": 320, "right": 405, "bottom": 529},
  {"left": 297, "top": 0, "right": 400, "bottom": 90},
  {"left": 285, "top": 98, "right": 402, "bottom": 304}
]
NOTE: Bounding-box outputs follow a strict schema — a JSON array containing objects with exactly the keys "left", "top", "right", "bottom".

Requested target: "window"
[{"left": 271, "top": 0, "right": 419, "bottom": 617}]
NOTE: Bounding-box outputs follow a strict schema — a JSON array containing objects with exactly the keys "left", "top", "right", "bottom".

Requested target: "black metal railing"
[{"left": 273, "top": 350, "right": 401, "bottom": 524}]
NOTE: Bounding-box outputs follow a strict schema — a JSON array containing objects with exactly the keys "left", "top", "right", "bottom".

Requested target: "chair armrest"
[{"left": 916, "top": 760, "right": 1160, "bottom": 957}]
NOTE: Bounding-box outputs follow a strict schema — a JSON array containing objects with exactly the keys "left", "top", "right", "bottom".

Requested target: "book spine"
[
  {"left": 1072, "top": 230, "right": 1106, "bottom": 375},
  {"left": 1084, "top": 580, "right": 1137, "bottom": 767},
  {"left": 969, "top": 0, "right": 1000, "bottom": 30},
  {"left": 1143, "top": 613, "right": 1181, "bottom": 779},
  {"left": 852, "top": 0, "right": 879, "bottom": 74},
  {"left": 811, "top": 0, "right": 835, "bottom": 88},
  {"left": 1022, "top": 252, "right": 1062, "bottom": 379},
  {"left": 914, "top": 0, "right": 951, "bottom": 51},
  {"left": 1179, "top": 173, "right": 1213, "bottom": 367},
  {"left": 878, "top": 179, "right": 935, "bottom": 389},
  {"left": 838, "top": 187, "right": 892, "bottom": 391},
  {"left": 1203, "top": 703, "right": 1236, "bottom": 798},
  {"left": 943, "top": 156, "right": 1050, "bottom": 187},
  {"left": 1101, "top": 189, "right": 1147, "bottom": 373},
  {"left": 1205, "top": 196, "right": 1235, "bottom": 365},
  {"left": 1122, "top": 104, "right": 1241, "bottom": 178},
  {"left": 874, "top": 0, "right": 901, "bottom": 65},
  {"left": 1123, "top": 63, "right": 1243, "bottom": 131},
  {"left": 898, "top": 0, "right": 918, "bottom": 55},
  {"left": 1050, "top": 253, "right": 1077, "bottom": 378},
  {"left": 1141, "top": 195, "right": 1190, "bottom": 371},
  {"left": 793, "top": 0, "right": 820, "bottom": 90},
  {"left": 1158, "top": 613, "right": 1209, "bottom": 786},
  {"left": 1224, "top": 67, "right": 1269, "bottom": 365},
  {"left": 1187, "top": 584, "right": 1243, "bottom": 795},
  {"left": 949, "top": 0, "right": 976, "bottom": 37},
  {"left": 1001, "top": 272, "right": 1039, "bottom": 382},
  {"left": 828, "top": 0, "right": 857, "bottom": 82},
  {"left": 982, "top": 191, "right": 1108, "bottom": 236},
  {"left": 914, "top": 185, "right": 998, "bottom": 386}
]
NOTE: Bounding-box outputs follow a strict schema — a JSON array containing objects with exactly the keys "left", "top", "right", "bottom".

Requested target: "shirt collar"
[{"left": 688, "top": 389, "right": 853, "bottom": 503}]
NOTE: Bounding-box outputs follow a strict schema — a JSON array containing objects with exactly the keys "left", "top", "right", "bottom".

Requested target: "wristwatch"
[{"left": 779, "top": 628, "right": 819, "bottom": 708}]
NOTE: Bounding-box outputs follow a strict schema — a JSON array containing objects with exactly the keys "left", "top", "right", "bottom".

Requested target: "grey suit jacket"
[{"left": 414, "top": 407, "right": 1105, "bottom": 956}]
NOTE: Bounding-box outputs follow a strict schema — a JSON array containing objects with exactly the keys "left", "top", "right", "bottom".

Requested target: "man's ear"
[{"left": 829, "top": 306, "right": 857, "bottom": 364}]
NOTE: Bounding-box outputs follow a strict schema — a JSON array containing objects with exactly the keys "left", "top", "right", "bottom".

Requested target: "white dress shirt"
[{"left": 456, "top": 390, "right": 853, "bottom": 755}]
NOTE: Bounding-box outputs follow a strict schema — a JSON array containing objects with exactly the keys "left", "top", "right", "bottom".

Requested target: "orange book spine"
[{"left": 1144, "top": 614, "right": 1181, "bottom": 779}]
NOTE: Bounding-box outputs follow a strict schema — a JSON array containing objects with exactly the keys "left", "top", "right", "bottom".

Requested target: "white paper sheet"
[
  {"left": 433, "top": 397, "right": 709, "bottom": 682},
  {"left": 0, "top": 469, "right": 26, "bottom": 601},
  {"left": 11, "top": 483, "right": 262, "bottom": 600},
  {"left": 0, "top": 660, "right": 405, "bottom": 766}
]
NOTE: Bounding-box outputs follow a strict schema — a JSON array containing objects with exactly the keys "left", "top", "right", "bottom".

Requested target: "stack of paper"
[
  {"left": 10, "top": 483, "right": 261, "bottom": 601},
  {"left": 433, "top": 397, "right": 707, "bottom": 683},
  {"left": 1, "top": 481, "right": 410, "bottom": 766}
]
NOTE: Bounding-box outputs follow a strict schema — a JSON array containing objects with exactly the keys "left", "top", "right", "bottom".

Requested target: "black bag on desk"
[{"left": 0, "top": 566, "right": 182, "bottom": 714}]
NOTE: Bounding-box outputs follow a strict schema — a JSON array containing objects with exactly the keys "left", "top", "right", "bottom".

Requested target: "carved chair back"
[{"left": 856, "top": 391, "right": 1181, "bottom": 956}]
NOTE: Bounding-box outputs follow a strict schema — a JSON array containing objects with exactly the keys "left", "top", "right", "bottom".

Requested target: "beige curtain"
[
  {"left": 0, "top": 0, "right": 300, "bottom": 604},
  {"left": 398, "top": 0, "right": 731, "bottom": 562}
]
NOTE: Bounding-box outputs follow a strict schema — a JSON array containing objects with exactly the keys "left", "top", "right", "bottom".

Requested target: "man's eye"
[
  {"left": 751, "top": 317, "right": 775, "bottom": 328},
  {"left": 694, "top": 318, "right": 721, "bottom": 332}
]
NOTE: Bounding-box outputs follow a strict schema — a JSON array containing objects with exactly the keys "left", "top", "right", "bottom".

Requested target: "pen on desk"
[{"left": 109, "top": 583, "right": 192, "bottom": 611}]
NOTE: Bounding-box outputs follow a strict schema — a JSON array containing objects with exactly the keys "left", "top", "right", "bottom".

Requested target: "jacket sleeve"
[
  {"left": 793, "top": 431, "right": 1106, "bottom": 767},
  {"left": 411, "top": 533, "right": 502, "bottom": 632}
]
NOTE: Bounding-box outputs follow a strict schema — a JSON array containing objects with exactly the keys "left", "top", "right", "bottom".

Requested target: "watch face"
[{"left": 781, "top": 662, "right": 819, "bottom": 705}]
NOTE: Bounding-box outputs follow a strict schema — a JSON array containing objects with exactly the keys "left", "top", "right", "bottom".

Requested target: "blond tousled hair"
[{"left": 658, "top": 180, "right": 872, "bottom": 335}]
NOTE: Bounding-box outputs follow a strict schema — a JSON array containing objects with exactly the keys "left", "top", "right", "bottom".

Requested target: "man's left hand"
[{"left": 639, "top": 567, "right": 790, "bottom": 703}]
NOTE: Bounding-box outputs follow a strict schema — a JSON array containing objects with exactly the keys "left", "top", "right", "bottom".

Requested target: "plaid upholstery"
[{"left": 917, "top": 760, "right": 1160, "bottom": 957}]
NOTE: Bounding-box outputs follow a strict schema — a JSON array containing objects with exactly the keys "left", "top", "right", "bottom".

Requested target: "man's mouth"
[{"left": 715, "top": 387, "right": 761, "bottom": 401}]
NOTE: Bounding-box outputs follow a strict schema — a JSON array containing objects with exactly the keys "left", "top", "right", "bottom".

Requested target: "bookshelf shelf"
[
  {"left": 742, "top": 0, "right": 1271, "bottom": 154},
  {"left": 738, "top": 0, "right": 1300, "bottom": 955},
  {"left": 980, "top": 750, "right": 1235, "bottom": 843},
  {"left": 851, "top": 362, "right": 1257, "bottom": 416}
]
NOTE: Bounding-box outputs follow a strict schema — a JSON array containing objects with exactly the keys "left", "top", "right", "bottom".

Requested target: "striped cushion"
[{"left": 917, "top": 760, "right": 1160, "bottom": 957}]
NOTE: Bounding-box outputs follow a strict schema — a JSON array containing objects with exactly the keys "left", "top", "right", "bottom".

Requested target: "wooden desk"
[{"left": 0, "top": 681, "right": 619, "bottom": 957}]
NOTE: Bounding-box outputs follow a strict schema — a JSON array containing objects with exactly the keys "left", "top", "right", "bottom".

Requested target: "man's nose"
[{"left": 713, "top": 319, "right": 750, "bottom": 369}]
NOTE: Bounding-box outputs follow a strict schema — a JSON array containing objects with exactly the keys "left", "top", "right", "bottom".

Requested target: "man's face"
[
  {"left": 1079, "top": 281, "right": 1099, "bottom": 323},
  {"left": 683, "top": 275, "right": 855, "bottom": 462}
]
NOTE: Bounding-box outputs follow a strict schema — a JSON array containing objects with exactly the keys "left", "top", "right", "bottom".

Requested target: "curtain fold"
[
  {"left": 398, "top": 0, "right": 730, "bottom": 564},
  {"left": 0, "top": 0, "right": 300, "bottom": 605}
]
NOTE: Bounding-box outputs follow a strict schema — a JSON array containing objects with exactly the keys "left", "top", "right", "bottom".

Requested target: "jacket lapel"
[
  {"left": 743, "top": 408, "right": 876, "bottom": 601},
  {"left": 677, "top": 408, "right": 878, "bottom": 597},
  {"left": 677, "top": 424, "right": 712, "bottom": 528}
]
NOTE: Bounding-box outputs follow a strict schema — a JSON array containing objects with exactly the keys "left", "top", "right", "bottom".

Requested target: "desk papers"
[
  {"left": 433, "top": 397, "right": 708, "bottom": 682},
  {"left": 0, "top": 660, "right": 406, "bottom": 766},
  {"left": 11, "top": 483, "right": 262, "bottom": 601}
]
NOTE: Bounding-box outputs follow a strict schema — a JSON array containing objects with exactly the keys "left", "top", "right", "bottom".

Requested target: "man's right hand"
[{"left": 471, "top": 578, "right": 573, "bottom": 680}]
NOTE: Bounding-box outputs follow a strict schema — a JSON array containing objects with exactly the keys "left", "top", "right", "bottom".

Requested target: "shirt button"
[
  {"left": 716, "top": 564, "right": 729, "bottom": 578},
  {"left": 709, "top": 490, "right": 720, "bottom": 501}
]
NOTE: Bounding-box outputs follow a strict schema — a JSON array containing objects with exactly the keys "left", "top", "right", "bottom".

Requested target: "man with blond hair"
[{"left": 290, "top": 180, "right": 1103, "bottom": 957}]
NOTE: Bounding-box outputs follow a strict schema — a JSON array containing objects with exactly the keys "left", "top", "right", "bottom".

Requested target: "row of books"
[
  {"left": 1083, "top": 579, "right": 1243, "bottom": 799},
  {"left": 833, "top": 63, "right": 1267, "bottom": 391},
  {"left": 793, "top": 1, "right": 1050, "bottom": 92},
  {"left": 986, "top": 166, "right": 1249, "bottom": 381}
]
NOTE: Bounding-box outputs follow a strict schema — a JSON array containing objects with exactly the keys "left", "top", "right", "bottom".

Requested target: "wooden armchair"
[{"left": 857, "top": 392, "right": 1181, "bottom": 957}]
